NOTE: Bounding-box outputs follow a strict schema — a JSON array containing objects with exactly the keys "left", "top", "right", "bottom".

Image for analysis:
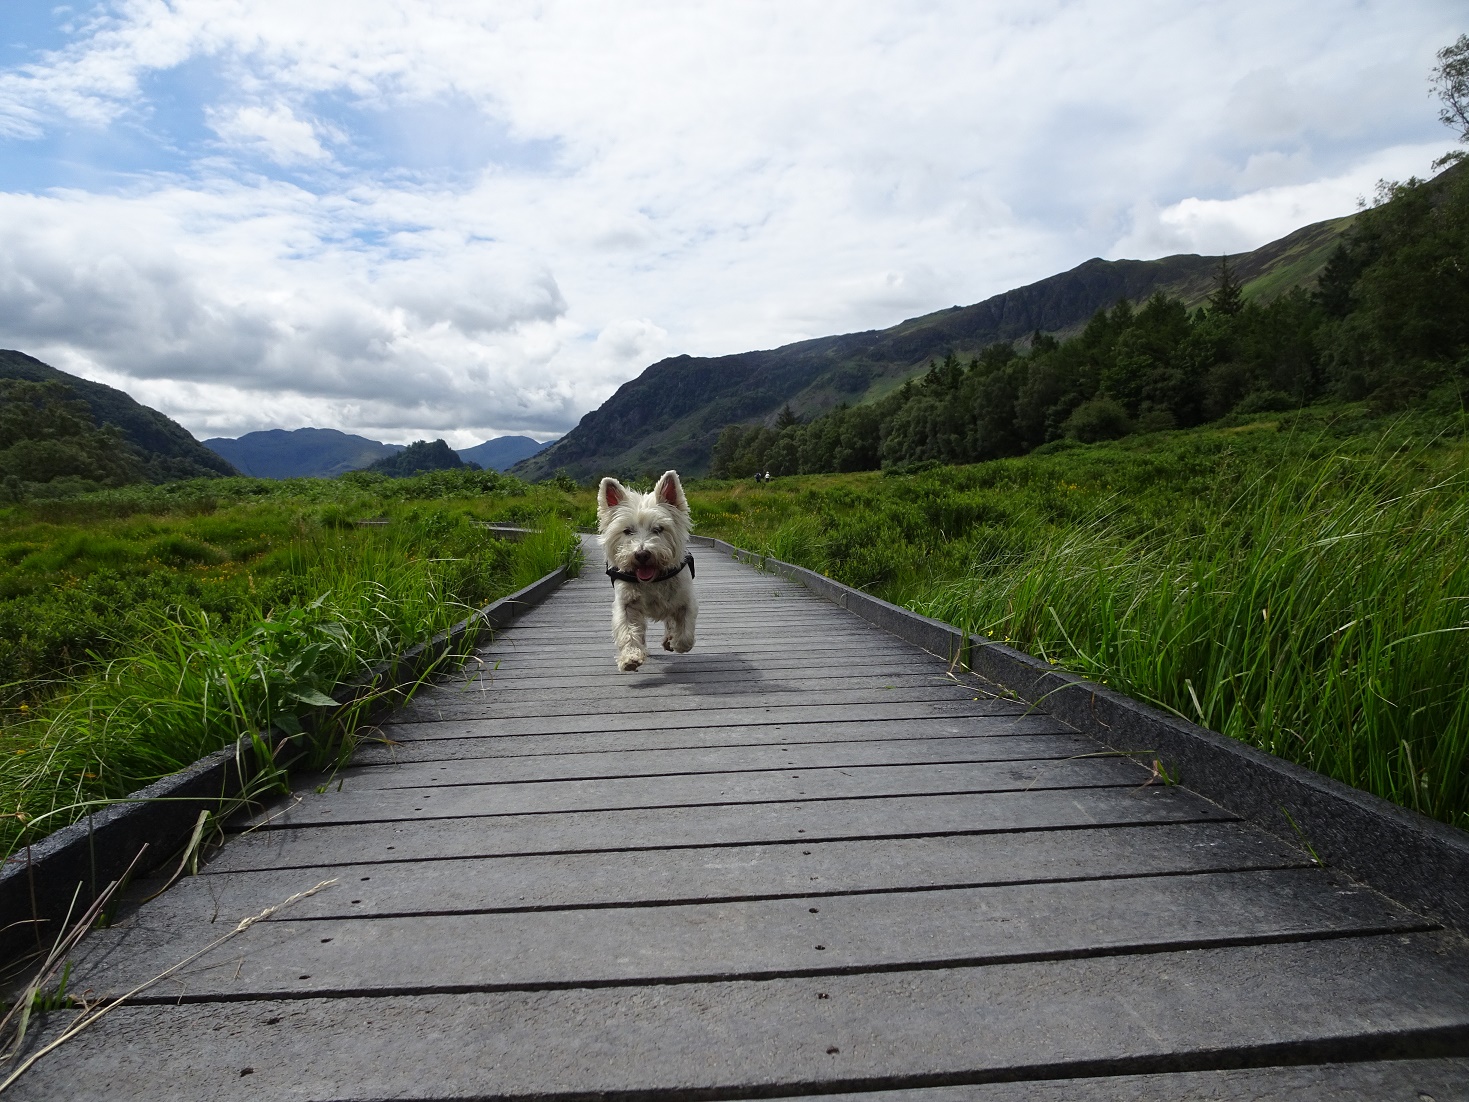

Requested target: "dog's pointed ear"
[
  {"left": 654, "top": 470, "right": 688, "bottom": 512},
  {"left": 598, "top": 477, "right": 626, "bottom": 512}
]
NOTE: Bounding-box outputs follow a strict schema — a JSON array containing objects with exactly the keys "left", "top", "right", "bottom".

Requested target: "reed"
[
  {"left": 916, "top": 446, "right": 1469, "bottom": 827},
  {"left": 689, "top": 409, "right": 1469, "bottom": 827},
  {"left": 0, "top": 509, "right": 580, "bottom": 855}
]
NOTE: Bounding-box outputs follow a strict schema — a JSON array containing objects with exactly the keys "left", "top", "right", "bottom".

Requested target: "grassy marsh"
[
  {"left": 0, "top": 469, "right": 581, "bottom": 854},
  {"left": 686, "top": 407, "right": 1469, "bottom": 828}
]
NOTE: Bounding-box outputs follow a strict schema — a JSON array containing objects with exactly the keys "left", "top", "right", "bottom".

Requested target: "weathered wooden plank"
[
  {"left": 248, "top": 756, "right": 1154, "bottom": 828},
  {"left": 461, "top": 658, "right": 959, "bottom": 683},
  {"left": 392, "top": 690, "right": 1017, "bottom": 727},
  {"left": 490, "top": 623, "right": 834, "bottom": 636},
  {"left": 25, "top": 935, "right": 1469, "bottom": 1102},
  {"left": 484, "top": 592, "right": 918, "bottom": 620},
  {"left": 466, "top": 647, "right": 946, "bottom": 672},
  {"left": 336, "top": 733, "right": 1108, "bottom": 789},
  {"left": 795, "top": 1059, "right": 1469, "bottom": 1101},
  {"left": 69, "top": 869, "right": 1427, "bottom": 1000},
  {"left": 353, "top": 715, "right": 1072, "bottom": 765},
  {"left": 492, "top": 603, "right": 880, "bottom": 621},
  {"left": 463, "top": 653, "right": 954, "bottom": 678},
  {"left": 431, "top": 672, "right": 990, "bottom": 708},
  {"left": 465, "top": 662, "right": 988, "bottom": 689},
  {"left": 493, "top": 633, "right": 885, "bottom": 648},
  {"left": 475, "top": 625, "right": 922, "bottom": 643},
  {"left": 206, "top": 786, "right": 1234, "bottom": 873},
  {"left": 459, "top": 658, "right": 979, "bottom": 687},
  {"left": 501, "top": 606, "right": 864, "bottom": 626},
  {"left": 496, "top": 629, "right": 883, "bottom": 646},
  {"left": 119, "top": 822, "right": 1305, "bottom": 924},
  {"left": 475, "top": 644, "right": 960, "bottom": 666},
  {"left": 415, "top": 679, "right": 986, "bottom": 705}
]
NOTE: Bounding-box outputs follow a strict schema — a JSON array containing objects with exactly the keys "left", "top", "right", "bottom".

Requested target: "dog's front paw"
[
  {"left": 617, "top": 651, "right": 645, "bottom": 671},
  {"left": 670, "top": 635, "right": 695, "bottom": 653}
]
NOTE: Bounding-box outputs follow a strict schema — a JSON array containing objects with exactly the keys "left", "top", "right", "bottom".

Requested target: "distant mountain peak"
[
  {"left": 203, "top": 428, "right": 551, "bottom": 479},
  {"left": 203, "top": 427, "right": 403, "bottom": 479},
  {"left": 457, "top": 435, "right": 549, "bottom": 471}
]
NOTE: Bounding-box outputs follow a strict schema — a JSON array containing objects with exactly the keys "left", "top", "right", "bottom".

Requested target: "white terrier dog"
[{"left": 597, "top": 470, "right": 698, "bottom": 671}]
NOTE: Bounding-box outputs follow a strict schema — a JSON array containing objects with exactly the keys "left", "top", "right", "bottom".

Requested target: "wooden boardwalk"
[{"left": 23, "top": 538, "right": 1469, "bottom": 1099}]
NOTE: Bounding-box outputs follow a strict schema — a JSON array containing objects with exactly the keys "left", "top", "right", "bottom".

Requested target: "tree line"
[
  {"left": 711, "top": 156, "right": 1469, "bottom": 480},
  {"left": 0, "top": 380, "right": 148, "bottom": 498}
]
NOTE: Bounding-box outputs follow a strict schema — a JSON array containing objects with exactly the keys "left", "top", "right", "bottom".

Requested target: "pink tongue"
[{"left": 636, "top": 565, "right": 658, "bottom": 581}]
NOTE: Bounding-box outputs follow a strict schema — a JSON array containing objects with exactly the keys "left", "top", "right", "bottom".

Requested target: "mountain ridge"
[
  {"left": 457, "top": 435, "right": 549, "bottom": 471},
  {"left": 204, "top": 429, "right": 550, "bottom": 478},
  {"left": 513, "top": 213, "right": 1353, "bottom": 482},
  {"left": 204, "top": 428, "right": 405, "bottom": 479}
]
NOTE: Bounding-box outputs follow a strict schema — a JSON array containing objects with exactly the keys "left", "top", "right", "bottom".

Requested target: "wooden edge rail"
[
  {"left": 0, "top": 561, "right": 571, "bottom": 965},
  {"left": 687, "top": 534, "right": 1469, "bottom": 933}
]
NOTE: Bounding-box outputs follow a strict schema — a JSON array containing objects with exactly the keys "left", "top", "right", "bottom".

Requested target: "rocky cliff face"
[{"left": 515, "top": 214, "right": 1353, "bottom": 482}]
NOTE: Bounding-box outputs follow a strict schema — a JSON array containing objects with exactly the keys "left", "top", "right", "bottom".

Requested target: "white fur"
[{"left": 596, "top": 470, "right": 698, "bottom": 671}]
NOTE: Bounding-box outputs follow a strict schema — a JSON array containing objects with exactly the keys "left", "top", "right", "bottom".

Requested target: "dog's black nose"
[{"left": 633, "top": 549, "right": 653, "bottom": 565}]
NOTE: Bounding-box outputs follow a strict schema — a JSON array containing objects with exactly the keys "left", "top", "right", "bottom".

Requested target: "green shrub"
[{"left": 1063, "top": 397, "right": 1133, "bottom": 442}]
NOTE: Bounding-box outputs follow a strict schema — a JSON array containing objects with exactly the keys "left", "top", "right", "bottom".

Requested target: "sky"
[{"left": 0, "top": 2, "right": 1460, "bottom": 447}]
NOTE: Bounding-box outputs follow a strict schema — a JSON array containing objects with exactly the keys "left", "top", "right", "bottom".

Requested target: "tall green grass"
[
  {"left": 689, "top": 410, "right": 1469, "bottom": 828},
  {"left": 0, "top": 467, "right": 589, "bottom": 692},
  {"left": 0, "top": 511, "right": 580, "bottom": 855},
  {"left": 916, "top": 446, "right": 1469, "bottom": 827}
]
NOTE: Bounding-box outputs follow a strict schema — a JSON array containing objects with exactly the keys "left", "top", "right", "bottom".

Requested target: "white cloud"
[
  {"left": 207, "top": 103, "right": 333, "bottom": 164},
  {"left": 1110, "top": 141, "right": 1448, "bottom": 258},
  {"left": 0, "top": 0, "right": 1461, "bottom": 442},
  {"left": 0, "top": 184, "right": 579, "bottom": 437},
  {"left": 595, "top": 318, "right": 668, "bottom": 365}
]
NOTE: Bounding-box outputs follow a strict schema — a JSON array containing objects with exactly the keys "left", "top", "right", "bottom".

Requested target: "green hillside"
[
  {"left": 515, "top": 213, "right": 1355, "bottom": 482},
  {"left": 364, "top": 438, "right": 474, "bottom": 477},
  {"left": 710, "top": 157, "right": 1469, "bottom": 481},
  {"left": 0, "top": 351, "right": 237, "bottom": 484}
]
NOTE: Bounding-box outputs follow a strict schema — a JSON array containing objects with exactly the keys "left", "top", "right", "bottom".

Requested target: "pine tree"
[{"left": 1208, "top": 256, "right": 1244, "bottom": 318}]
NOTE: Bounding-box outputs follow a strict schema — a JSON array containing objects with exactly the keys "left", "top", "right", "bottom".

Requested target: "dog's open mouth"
[{"left": 635, "top": 565, "right": 659, "bottom": 582}]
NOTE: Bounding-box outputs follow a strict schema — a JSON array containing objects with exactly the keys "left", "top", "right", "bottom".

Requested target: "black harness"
[{"left": 606, "top": 551, "right": 695, "bottom": 586}]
